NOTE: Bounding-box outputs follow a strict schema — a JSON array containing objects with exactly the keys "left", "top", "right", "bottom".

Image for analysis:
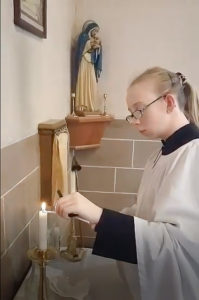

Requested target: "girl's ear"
[{"left": 164, "top": 94, "right": 176, "bottom": 113}]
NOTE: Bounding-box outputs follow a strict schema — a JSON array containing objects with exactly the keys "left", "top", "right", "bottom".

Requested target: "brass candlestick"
[
  {"left": 71, "top": 93, "right": 78, "bottom": 117},
  {"left": 27, "top": 247, "right": 57, "bottom": 300},
  {"left": 103, "top": 93, "right": 107, "bottom": 115},
  {"left": 60, "top": 154, "right": 85, "bottom": 262},
  {"left": 61, "top": 217, "right": 85, "bottom": 262}
]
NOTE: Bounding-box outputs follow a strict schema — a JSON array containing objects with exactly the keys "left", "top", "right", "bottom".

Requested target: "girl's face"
[{"left": 126, "top": 79, "right": 169, "bottom": 139}]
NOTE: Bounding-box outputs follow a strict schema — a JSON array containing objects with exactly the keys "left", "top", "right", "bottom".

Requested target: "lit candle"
[
  {"left": 39, "top": 202, "right": 47, "bottom": 250},
  {"left": 70, "top": 171, "right": 76, "bottom": 193}
]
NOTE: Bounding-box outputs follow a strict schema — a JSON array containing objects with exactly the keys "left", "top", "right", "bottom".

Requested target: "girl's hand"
[{"left": 55, "top": 192, "right": 103, "bottom": 225}]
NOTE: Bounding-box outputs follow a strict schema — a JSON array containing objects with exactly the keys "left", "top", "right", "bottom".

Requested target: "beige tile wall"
[
  {"left": 76, "top": 119, "right": 161, "bottom": 246},
  {"left": 1, "top": 134, "right": 41, "bottom": 300}
]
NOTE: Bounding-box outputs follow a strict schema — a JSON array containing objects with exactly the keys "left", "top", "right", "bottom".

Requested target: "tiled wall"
[
  {"left": 1, "top": 135, "right": 40, "bottom": 300},
  {"left": 75, "top": 119, "right": 161, "bottom": 247}
]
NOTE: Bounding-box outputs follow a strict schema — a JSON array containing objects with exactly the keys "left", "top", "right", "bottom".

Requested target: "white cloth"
[
  {"left": 48, "top": 265, "right": 90, "bottom": 300},
  {"left": 119, "top": 139, "right": 199, "bottom": 300},
  {"left": 52, "top": 132, "right": 69, "bottom": 203}
]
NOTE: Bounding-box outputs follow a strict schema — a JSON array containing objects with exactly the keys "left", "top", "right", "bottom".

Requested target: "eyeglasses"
[{"left": 126, "top": 95, "right": 166, "bottom": 124}]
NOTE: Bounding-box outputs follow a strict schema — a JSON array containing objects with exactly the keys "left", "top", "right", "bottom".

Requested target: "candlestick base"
[
  {"left": 60, "top": 215, "right": 85, "bottom": 262},
  {"left": 27, "top": 247, "right": 57, "bottom": 263},
  {"left": 60, "top": 247, "right": 85, "bottom": 262},
  {"left": 27, "top": 247, "right": 57, "bottom": 300}
]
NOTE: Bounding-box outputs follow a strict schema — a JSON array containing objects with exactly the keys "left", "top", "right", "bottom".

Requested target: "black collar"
[{"left": 161, "top": 123, "right": 199, "bottom": 155}]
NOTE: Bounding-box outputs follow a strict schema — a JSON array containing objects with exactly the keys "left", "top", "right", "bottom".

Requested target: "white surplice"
[{"left": 118, "top": 139, "right": 199, "bottom": 300}]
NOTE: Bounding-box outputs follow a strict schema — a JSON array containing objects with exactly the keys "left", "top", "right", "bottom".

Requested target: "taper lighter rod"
[{"left": 57, "top": 190, "right": 78, "bottom": 218}]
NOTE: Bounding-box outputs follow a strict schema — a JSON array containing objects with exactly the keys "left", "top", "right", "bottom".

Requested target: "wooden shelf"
[{"left": 66, "top": 115, "right": 113, "bottom": 150}]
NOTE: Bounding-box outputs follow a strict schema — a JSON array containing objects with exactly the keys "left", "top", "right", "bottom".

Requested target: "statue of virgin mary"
[{"left": 75, "top": 21, "right": 102, "bottom": 112}]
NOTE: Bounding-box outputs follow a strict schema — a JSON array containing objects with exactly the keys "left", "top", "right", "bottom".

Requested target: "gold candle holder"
[
  {"left": 71, "top": 93, "right": 78, "bottom": 117},
  {"left": 27, "top": 247, "right": 57, "bottom": 300},
  {"left": 59, "top": 156, "right": 85, "bottom": 262},
  {"left": 103, "top": 93, "right": 107, "bottom": 116},
  {"left": 60, "top": 217, "right": 85, "bottom": 262}
]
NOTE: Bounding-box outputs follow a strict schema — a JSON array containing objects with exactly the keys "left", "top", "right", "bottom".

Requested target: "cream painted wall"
[
  {"left": 1, "top": 0, "right": 77, "bottom": 148},
  {"left": 75, "top": 0, "right": 199, "bottom": 118}
]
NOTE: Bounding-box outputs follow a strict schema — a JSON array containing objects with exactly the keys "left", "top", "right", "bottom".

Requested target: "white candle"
[
  {"left": 70, "top": 171, "right": 76, "bottom": 193},
  {"left": 39, "top": 202, "right": 47, "bottom": 250}
]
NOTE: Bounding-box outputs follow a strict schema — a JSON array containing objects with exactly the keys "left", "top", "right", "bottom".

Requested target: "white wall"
[
  {"left": 1, "top": 0, "right": 77, "bottom": 148},
  {"left": 75, "top": 0, "right": 199, "bottom": 118}
]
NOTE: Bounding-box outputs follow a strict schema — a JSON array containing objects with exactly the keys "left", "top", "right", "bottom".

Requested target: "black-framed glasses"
[{"left": 126, "top": 95, "right": 166, "bottom": 124}]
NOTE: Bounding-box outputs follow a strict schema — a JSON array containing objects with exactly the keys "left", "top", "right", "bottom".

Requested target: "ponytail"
[{"left": 183, "top": 82, "right": 199, "bottom": 127}]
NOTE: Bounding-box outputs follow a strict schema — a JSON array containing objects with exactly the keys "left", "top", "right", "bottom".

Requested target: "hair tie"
[{"left": 176, "top": 72, "right": 187, "bottom": 87}]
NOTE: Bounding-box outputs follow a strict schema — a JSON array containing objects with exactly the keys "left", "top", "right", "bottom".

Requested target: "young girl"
[{"left": 56, "top": 67, "right": 199, "bottom": 300}]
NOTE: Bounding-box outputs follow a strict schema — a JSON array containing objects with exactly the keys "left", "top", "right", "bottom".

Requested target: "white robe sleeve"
[{"left": 135, "top": 141, "right": 199, "bottom": 300}]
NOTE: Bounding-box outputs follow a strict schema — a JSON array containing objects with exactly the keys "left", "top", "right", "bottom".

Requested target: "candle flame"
[{"left": 41, "top": 202, "right": 46, "bottom": 212}]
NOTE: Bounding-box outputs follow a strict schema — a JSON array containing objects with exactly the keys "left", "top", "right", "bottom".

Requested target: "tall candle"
[
  {"left": 70, "top": 171, "right": 76, "bottom": 193},
  {"left": 39, "top": 202, "right": 47, "bottom": 250}
]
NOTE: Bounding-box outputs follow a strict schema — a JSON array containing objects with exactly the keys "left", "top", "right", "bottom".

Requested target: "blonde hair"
[{"left": 130, "top": 67, "right": 199, "bottom": 127}]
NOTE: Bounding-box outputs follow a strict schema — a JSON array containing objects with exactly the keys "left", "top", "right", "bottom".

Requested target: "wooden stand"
[{"left": 38, "top": 119, "right": 67, "bottom": 205}]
